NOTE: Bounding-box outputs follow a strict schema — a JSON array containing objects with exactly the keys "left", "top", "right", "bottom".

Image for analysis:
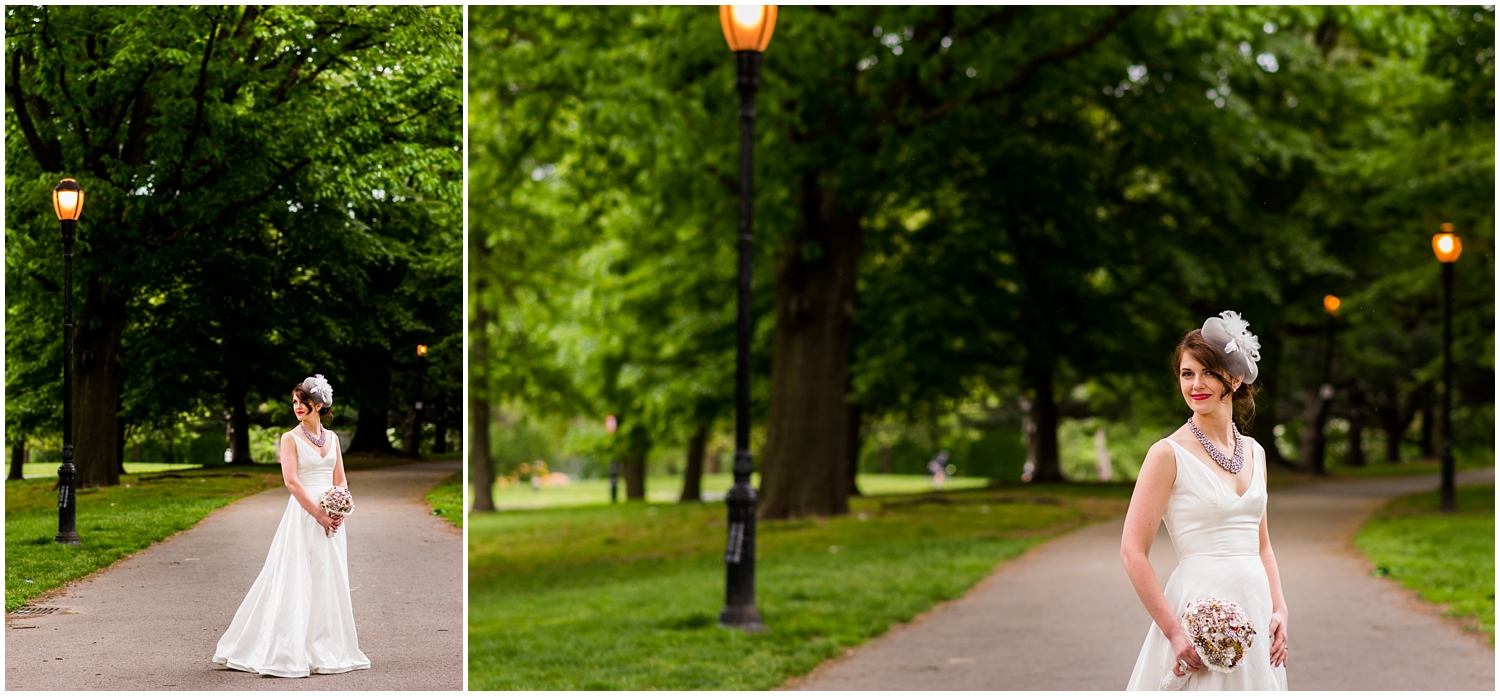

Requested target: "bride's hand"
[
  {"left": 1268, "top": 610, "right": 1289, "bottom": 667},
  {"left": 315, "top": 511, "right": 339, "bottom": 537},
  {"left": 1168, "top": 628, "right": 1204, "bottom": 676}
]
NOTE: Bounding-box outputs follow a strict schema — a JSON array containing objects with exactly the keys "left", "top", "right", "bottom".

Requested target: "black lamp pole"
[
  {"left": 56, "top": 204, "right": 81, "bottom": 546},
  {"left": 719, "top": 48, "right": 765, "bottom": 632},
  {"left": 1440, "top": 259, "right": 1455, "bottom": 511}
]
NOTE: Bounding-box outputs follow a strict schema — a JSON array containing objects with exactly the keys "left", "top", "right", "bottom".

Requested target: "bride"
[
  {"left": 1122, "top": 313, "right": 1289, "bottom": 690},
  {"left": 213, "top": 375, "right": 371, "bottom": 677}
]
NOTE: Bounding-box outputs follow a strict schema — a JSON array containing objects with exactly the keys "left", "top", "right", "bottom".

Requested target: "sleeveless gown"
[
  {"left": 213, "top": 433, "right": 370, "bottom": 677},
  {"left": 1126, "top": 437, "right": 1287, "bottom": 690}
]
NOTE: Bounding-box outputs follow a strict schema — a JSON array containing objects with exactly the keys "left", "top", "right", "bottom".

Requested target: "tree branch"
[
  {"left": 165, "top": 16, "right": 222, "bottom": 196},
  {"left": 7, "top": 53, "right": 64, "bottom": 172},
  {"left": 919, "top": 6, "right": 1136, "bottom": 124}
]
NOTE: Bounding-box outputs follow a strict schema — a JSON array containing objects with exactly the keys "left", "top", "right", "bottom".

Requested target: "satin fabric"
[
  {"left": 213, "top": 433, "right": 370, "bottom": 677},
  {"left": 1126, "top": 437, "right": 1287, "bottom": 691}
]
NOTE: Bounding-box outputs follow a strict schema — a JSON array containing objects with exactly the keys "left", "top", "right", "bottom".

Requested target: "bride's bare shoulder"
[{"left": 1140, "top": 437, "right": 1178, "bottom": 472}]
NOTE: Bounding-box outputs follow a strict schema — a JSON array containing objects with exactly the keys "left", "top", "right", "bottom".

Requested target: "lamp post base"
[
  {"left": 54, "top": 530, "right": 81, "bottom": 546},
  {"left": 718, "top": 604, "right": 768, "bottom": 633}
]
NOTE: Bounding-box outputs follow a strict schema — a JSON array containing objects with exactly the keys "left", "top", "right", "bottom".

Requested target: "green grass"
[
  {"left": 5, "top": 467, "right": 283, "bottom": 611},
  {"left": 1324, "top": 449, "right": 1494, "bottom": 479},
  {"left": 468, "top": 485, "right": 1128, "bottom": 690},
  {"left": 1355, "top": 483, "right": 1495, "bottom": 642},
  {"left": 427, "top": 471, "right": 463, "bottom": 528},
  {"left": 478, "top": 472, "right": 990, "bottom": 511},
  {"left": 20, "top": 461, "right": 205, "bottom": 478}
]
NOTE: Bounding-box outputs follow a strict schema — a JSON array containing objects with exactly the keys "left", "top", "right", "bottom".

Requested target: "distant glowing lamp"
[
  {"left": 1323, "top": 295, "right": 1341, "bottom": 315},
  {"left": 719, "top": 5, "right": 777, "bottom": 52},
  {"left": 416, "top": 344, "right": 428, "bottom": 356},
  {"left": 1432, "top": 223, "right": 1462, "bottom": 264}
]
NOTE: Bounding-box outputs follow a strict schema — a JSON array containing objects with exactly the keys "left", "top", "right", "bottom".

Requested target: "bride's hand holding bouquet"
[{"left": 318, "top": 486, "right": 354, "bottom": 537}]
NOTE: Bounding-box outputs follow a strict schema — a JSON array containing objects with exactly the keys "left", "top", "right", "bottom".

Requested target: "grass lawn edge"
[
  {"left": 425, "top": 471, "right": 463, "bottom": 529},
  {"left": 1353, "top": 483, "right": 1495, "bottom": 646}
]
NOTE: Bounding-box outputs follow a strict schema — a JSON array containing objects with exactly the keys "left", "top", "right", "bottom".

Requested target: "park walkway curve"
[
  {"left": 790, "top": 469, "right": 1495, "bottom": 691},
  {"left": 5, "top": 460, "right": 461, "bottom": 691}
]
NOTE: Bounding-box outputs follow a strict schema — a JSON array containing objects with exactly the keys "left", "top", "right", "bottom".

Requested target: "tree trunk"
[
  {"left": 707, "top": 446, "right": 721, "bottom": 474},
  {"left": 1297, "top": 387, "right": 1332, "bottom": 474},
  {"left": 432, "top": 395, "right": 448, "bottom": 455},
  {"left": 1374, "top": 384, "right": 1406, "bottom": 463},
  {"left": 469, "top": 289, "right": 496, "bottom": 512},
  {"left": 879, "top": 445, "right": 892, "bottom": 473},
  {"left": 116, "top": 414, "right": 128, "bottom": 475},
  {"left": 469, "top": 396, "right": 495, "bottom": 513},
  {"left": 227, "top": 381, "right": 254, "bottom": 464},
  {"left": 1244, "top": 332, "right": 1289, "bottom": 467},
  {"left": 1418, "top": 399, "right": 1435, "bottom": 459},
  {"left": 759, "top": 182, "right": 861, "bottom": 520},
  {"left": 622, "top": 448, "right": 647, "bottom": 501},
  {"left": 346, "top": 349, "right": 398, "bottom": 455},
  {"left": 8, "top": 436, "right": 26, "bottom": 481},
  {"left": 680, "top": 425, "right": 707, "bottom": 503},
  {"left": 1344, "top": 383, "right": 1366, "bottom": 467},
  {"left": 74, "top": 278, "right": 126, "bottom": 488},
  {"left": 846, "top": 400, "right": 864, "bottom": 496},
  {"left": 1023, "top": 354, "right": 1063, "bottom": 482},
  {"left": 403, "top": 371, "right": 425, "bottom": 459}
]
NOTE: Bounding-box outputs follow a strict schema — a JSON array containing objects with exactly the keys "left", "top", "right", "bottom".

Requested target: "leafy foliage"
[
  {"left": 470, "top": 6, "right": 1492, "bottom": 497},
  {"left": 5, "top": 6, "right": 462, "bottom": 477}
]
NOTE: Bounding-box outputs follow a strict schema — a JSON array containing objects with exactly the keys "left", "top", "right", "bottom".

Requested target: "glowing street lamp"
[
  {"left": 416, "top": 344, "right": 429, "bottom": 356},
  {"left": 717, "top": 4, "right": 776, "bottom": 634},
  {"left": 1432, "top": 223, "right": 1462, "bottom": 510},
  {"left": 53, "top": 179, "right": 85, "bottom": 546}
]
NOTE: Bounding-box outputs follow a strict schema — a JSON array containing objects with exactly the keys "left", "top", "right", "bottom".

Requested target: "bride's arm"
[
  {"left": 1121, "top": 440, "right": 1203, "bottom": 674},
  {"left": 281, "top": 433, "right": 338, "bottom": 533},
  {"left": 1259, "top": 444, "right": 1289, "bottom": 667},
  {"left": 332, "top": 432, "right": 348, "bottom": 488}
]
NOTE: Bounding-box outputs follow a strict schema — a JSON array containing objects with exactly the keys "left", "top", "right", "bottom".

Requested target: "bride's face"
[
  {"left": 292, "top": 393, "right": 314, "bottom": 422},
  {"left": 1179, "top": 352, "right": 1238, "bottom": 416}
]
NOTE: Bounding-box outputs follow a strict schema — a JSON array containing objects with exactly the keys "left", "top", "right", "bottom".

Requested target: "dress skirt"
[{"left": 213, "top": 488, "right": 370, "bottom": 678}]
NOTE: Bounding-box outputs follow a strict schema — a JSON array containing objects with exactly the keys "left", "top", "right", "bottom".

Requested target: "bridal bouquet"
[
  {"left": 1160, "top": 597, "right": 1257, "bottom": 691},
  {"left": 319, "top": 486, "right": 354, "bottom": 519}
]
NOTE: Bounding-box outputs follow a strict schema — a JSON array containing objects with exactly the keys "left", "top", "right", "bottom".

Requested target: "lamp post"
[
  {"left": 1432, "top": 224, "right": 1462, "bottom": 511},
  {"left": 606, "top": 415, "right": 619, "bottom": 504},
  {"left": 718, "top": 4, "right": 776, "bottom": 633},
  {"left": 53, "top": 179, "right": 85, "bottom": 546},
  {"left": 1322, "top": 294, "right": 1340, "bottom": 394}
]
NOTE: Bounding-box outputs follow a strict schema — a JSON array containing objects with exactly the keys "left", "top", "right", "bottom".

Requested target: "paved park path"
[
  {"left": 6, "top": 460, "right": 462, "bottom": 691},
  {"left": 792, "top": 469, "right": 1495, "bottom": 691}
]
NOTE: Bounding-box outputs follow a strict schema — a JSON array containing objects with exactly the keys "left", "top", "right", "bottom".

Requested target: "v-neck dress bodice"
[
  {"left": 1126, "top": 436, "right": 1287, "bottom": 690},
  {"left": 291, "top": 433, "right": 337, "bottom": 488},
  {"left": 213, "top": 430, "right": 369, "bottom": 678}
]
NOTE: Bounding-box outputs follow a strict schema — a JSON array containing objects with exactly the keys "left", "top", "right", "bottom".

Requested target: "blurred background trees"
[
  {"left": 470, "top": 5, "right": 1492, "bottom": 518},
  {"left": 5, "top": 6, "right": 463, "bottom": 485}
]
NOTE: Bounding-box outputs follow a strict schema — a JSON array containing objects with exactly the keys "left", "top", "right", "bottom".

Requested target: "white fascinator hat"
[
  {"left": 302, "top": 374, "right": 334, "bottom": 406},
  {"left": 1200, "top": 311, "right": 1261, "bottom": 385}
]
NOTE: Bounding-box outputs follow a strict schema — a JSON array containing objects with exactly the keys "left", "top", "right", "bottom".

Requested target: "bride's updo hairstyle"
[
  {"left": 292, "top": 374, "right": 334, "bottom": 416},
  {"left": 1172, "top": 311, "right": 1262, "bottom": 428}
]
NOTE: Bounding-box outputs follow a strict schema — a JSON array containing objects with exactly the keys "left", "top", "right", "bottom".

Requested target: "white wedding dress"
[
  {"left": 213, "top": 432, "right": 370, "bottom": 677},
  {"left": 1126, "top": 437, "right": 1287, "bottom": 690}
]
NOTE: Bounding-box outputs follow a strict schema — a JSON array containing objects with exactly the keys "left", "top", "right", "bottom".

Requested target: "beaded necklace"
[
  {"left": 301, "top": 423, "right": 327, "bottom": 449},
  {"left": 1187, "top": 416, "right": 1243, "bottom": 474}
]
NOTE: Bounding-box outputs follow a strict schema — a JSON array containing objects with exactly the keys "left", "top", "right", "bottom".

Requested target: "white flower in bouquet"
[
  {"left": 1161, "top": 597, "right": 1257, "bottom": 690},
  {"left": 319, "top": 486, "right": 354, "bottom": 518}
]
